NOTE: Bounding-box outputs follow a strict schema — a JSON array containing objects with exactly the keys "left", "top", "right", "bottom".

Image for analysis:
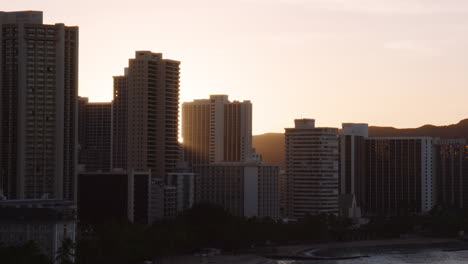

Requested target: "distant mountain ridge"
[{"left": 252, "top": 119, "right": 468, "bottom": 167}]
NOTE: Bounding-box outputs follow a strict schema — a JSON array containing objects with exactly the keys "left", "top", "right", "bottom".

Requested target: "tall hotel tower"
[
  {"left": 112, "top": 51, "right": 180, "bottom": 178},
  {"left": 285, "top": 119, "right": 339, "bottom": 218},
  {"left": 0, "top": 11, "right": 78, "bottom": 200},
  {"left": 182, "top": 95, "right": 252, "bottom": 165}
]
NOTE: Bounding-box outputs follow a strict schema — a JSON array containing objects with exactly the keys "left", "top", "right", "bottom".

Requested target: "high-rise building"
[
  {"left": 182, "top": 95, "right": 252, "bottom": 165},
  {"left": 285, "top": 119, "right": 339, "bottom": 218},
  {"left": 257, "top": 163, "right": 280, "bottom": 218},
  {"left": 339, "top": 127, "right": 438, "bottom": 217},
  {"left": 78, "top": 97, "right": 112, "bottom": 172},
  {"left": 0, "top": 11, "right": 43, "bottom": 24},
  {"left": 364, "top": 137, "right": 434, "bottom": 215},
  {"left": 0, "top": 11, "right": 78, "bottom": 201},
  {"left": 112, "top": 75, "right": 128, "bottom": 170},
  {"left": 434, "top": 139, "right": 468, "bottom": 209},
  {"left": 278, "top": 169, "right": 287, "bottom": 217},
  {"left": 339, "top": 123, "right": 368, "bottom": 212},
  {"left": 112, "top": 51, "right": 180, "bottom": 178}
]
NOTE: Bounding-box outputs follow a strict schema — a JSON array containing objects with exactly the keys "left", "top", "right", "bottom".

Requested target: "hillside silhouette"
[{"left": 252, "top": 119, "right": 468, "bottom": 167}]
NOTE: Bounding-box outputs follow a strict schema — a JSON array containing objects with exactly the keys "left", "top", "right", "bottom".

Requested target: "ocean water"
[
  {"left": 331, "top": 250, "right": 468, "bottom": 264},
  {"left": 275, "top": 243, "right": 468, "bottom": 264}
]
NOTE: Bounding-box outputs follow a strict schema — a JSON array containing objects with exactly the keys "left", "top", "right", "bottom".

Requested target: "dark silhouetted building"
[
  {"left": 112, "top": 51, "right": 180, "bottom": 179},
  {"left": 166, "top": 172, "right": 198, "bottom": 213},
  {"left": 112, "top": 75, "right": 128, "bottom": 170},
  {"left": 78, "top": 170, "right": 153, "bottom": 224},
  {"left": 339, "top": 123, "right": 367, "bottom": 218},
  {"left": 0, "top": 199, "right": 76, "bottom": 260},
  {"left": 150, "top": 178, "right": 177, "bottom": 220},
  {"left": 338, "top": 126, "right": 437, "bottom": 216},
  {"left": 78, "top": 97, "right": 111, "bottom": 172},
  {"left": 364, "top": 137, "right": 434, "bottom": 215},
  {"left": 434, "top": 139, "right": 468, "bottom": 209},
  {"left": 0, "top": 11, "right": 78, "bottom": 201},
  {"left": 278, "top": 169, "right": 287, "bottom": 217}
]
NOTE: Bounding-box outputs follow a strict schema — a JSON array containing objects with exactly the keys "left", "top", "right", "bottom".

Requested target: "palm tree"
[{"left": 56, "top": 238, "right": 75, "bottom": 264}]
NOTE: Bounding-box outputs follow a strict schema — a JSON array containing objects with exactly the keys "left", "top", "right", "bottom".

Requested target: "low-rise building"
[
  {"left": 166, "top": 172, "right": 198, "bottom": 213},
  {"left": 193, "top": 161, "right": 280, "bottom": 219},
  {"left": 0, "top": 199, "right": 76, "bottom": 261},
  {"left": 150, "top": 178, "right": 177, "bottom": 220},
  {"left": 78, "top": 170, "right": 153, "bottom": 224}
]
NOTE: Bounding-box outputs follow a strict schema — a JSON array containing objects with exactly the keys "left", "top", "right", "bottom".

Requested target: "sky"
[{"left": 4, "top": 0, "right": 468, "bottom": 134}]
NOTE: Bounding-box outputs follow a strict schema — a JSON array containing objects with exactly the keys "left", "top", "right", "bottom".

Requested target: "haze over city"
[
  {"left": 4, "top": 0, "right": 468, "bottom": 134},
  {"left": 3, "top": 3, "right": 468, "bottom": 263}
]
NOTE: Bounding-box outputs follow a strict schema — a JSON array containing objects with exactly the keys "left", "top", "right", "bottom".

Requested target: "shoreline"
[
  {"left": 276, "top": 237, "right": 461, "bottom": 256},
  {"left": 165, "top": 238, "right": 463, "bottom": 264},
  {"left": 264, "top": 237, "right": 467, "bottom": 261},
  {"left": 163, "top": 254, "right": 273, "bottom": 264}
]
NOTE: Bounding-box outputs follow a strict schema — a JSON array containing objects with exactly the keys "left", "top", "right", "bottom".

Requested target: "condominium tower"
[
  {"left": 112, "top": 51, "right": 180, "bottom": 178},
  {"left": 285, "top": 119, "right": 339, "bottom": 218},
  {"left": 0, "top": 11, "right": 78, "bottom": 200},
  {"left": 182, "top": 95, "right": 252, "bottom": 165}
]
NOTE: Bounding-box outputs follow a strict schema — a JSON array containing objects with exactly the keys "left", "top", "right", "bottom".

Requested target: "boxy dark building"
[
  {"left": 363, "top": 137, "right": 434, "bottom": 216},
  {"left": 434, "top": 139, "right": 468, "bottom": 209},
  {"left": 78, "top": 170, "right": 152, "bottom": 225}
]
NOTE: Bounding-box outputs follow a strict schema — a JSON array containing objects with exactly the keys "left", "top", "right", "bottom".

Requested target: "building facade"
[
  {"left": 78, "top": 97, "right": 112, "bottom": 172},
  {"left": 278, "top": 169, "right": 287, "bottom": 217},
  {"left": 150, "top": 178, "right": 177, "bottom": 221},
  {"left": 166, "top": 172, "right": 198, "bottom": 213},
  {"left": 193, "top": 162, "right": 279, "bottom": 218},
  {"left": 182, "top": 95, "right": 253, "bottom": 165},
  {"left": 364, "top": 137, "right": 434, "bottom": 215},
  {"left": 0, "top": 11, "right": 78, "bottom": 201},
  {"left": 339, "top": 123, "right": 367, "bottom": 216},
  {"left": 285, "top": 119, "right": 340, "bottom": 218},
  {"left": 112, "top": 75, "right": 128, "bottom": 170},
  {"left": 257, "top": 164, "right": 280, "bottom": 218},
  {"left": 112, "top": 51, "right": 180, "bottom": 178},
  {"left": 78, "top": 170, "right": 155, "bottom": 224},
  {"left": 0, "top": 199, "right": 76, "bottom": 261},
  {"left": 434, "top": 139, "right": 468, "bottom": 209}
]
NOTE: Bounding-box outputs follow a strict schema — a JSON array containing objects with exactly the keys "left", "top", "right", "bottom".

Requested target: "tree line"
[{"left": 2, "top": 203, "right": 468, "bottom": 264}]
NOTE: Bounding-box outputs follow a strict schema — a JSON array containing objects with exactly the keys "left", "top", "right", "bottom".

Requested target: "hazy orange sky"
[{"left": 5, "top": 0, "right": 468, "bottom": 134}]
